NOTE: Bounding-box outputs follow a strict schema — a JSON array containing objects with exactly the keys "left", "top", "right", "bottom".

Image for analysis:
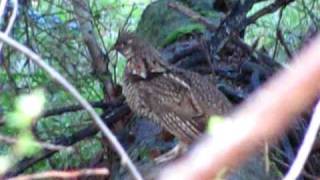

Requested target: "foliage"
[
  {"left": 245, "top": 0, "right": 320, "bottom": 63},
  {"left": 161, "top": 24, "right": 205, "bottom": 47},
  {"left": 0, "top": 90, "right": 45, "bottom": 173}
]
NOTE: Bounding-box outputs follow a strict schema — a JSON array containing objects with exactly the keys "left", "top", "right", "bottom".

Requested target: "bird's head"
[
  {"left": 113, "top": 32, "right": 139, "bottom": 59},
  {"left": 112, "top": 31, "right": 168, "bottom": 79}
]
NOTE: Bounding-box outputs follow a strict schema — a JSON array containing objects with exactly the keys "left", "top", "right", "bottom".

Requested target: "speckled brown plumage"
[{"left": 114, "top": 32, "right": 232, "bottom": 144}]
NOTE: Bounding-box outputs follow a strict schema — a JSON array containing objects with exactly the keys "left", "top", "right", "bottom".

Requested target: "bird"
[{"left": 113, "top": 31, "right": 232, "bottom": 162}]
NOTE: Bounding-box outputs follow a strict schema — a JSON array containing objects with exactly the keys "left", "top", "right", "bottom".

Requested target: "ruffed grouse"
[{"left": 113, "top": 32, "right": 232, "bottom": 162}]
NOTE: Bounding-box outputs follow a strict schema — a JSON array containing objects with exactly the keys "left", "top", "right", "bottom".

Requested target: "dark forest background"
[{"left": 0, "top": 0, "right": 319, "bottom": 179}]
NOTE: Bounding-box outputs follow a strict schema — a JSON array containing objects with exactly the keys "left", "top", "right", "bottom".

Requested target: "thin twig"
[
  {"left": 277, "top": 29, "right": 293, "bottom": 58},
  {"left": 284, "top": 100, "right": 320, "bottom": 180},
  {"left": 7, "top": 168, "right": 109, "bottom": 180},
  {"left": 120, "top": 3, "right": 136, "bottom": 33},
  {"left": 0, "top": 0, "right": 18, "bottom": 51},
  {"left": 0, "top": 134, "right": 71, "bottom": 151},
  {"left": 0, "top": 0, "right": 7, "bottom": 18},
  {"left": 0, "top": 33, "right": 143, "bottom": 180},
  {"left": 246, "top": 0, "right": 293, "bottom": 27},
  {"left": 272, "top": 7, "right": 284, "bottom": 61},
  {"left": 271, "top": 156, "right": 318, "bottom": 180}
]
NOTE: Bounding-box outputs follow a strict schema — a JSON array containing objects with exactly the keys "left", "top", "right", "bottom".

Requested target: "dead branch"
[
  {"left": 0, "top": 0, "right": 17, "bottom": 51},
  {"left": 161, "top": 39, "right": 201, "bottom": 64},
  {"left": 0, "top": 133, "right": 72, "bottom": 151},
  {"left": 159, "top": 35, "right": 320, "bottom": 180},
  {"left": 168, "top": 1, "right": 281, "bottom": 70},
  {"left": 246, "top": 0, "right": 294, "bottom": 27},
  {"left": 0, "top": 0, "right": 7, "bottom": 18},
  {"left": 271, "top": 155, "right": 318, "bottom": 179},
  {"left": 42, "top": 99, "right": 123, "bottom": 117},
  {"left": 0, "top": 33, "right": 142, "bottom": 180},
  {"left": 277, "top": 29, "right": 293, "bottom": 58},
  {"left": 8, "top": 168, "right": 109, "bottom": 180}
]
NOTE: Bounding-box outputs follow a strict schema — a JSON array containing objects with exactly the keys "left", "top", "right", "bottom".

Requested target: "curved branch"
[
  {"left": 245, "top": 0, "right": 294, "bottom": 27},
  {"left": 0, "top": 33, "right": 143, "bottom": 180},
  {"left": 0, "top": 0, "right": 18, "bottom": 51}
]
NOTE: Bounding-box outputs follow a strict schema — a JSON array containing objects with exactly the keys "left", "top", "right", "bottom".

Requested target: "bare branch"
[
  {"left": 246, "top": 0, "right": 294, "bottom": 26},
  {"left": 168, "top": 2, "right": 280, "bottom": 69},
  {"left": 0, "top": 133, "right": 72, "bottom": 151},
  {"left": 42, "top": 99, "right": 123, "bottom": 117},
  {"left": 0, "top": 0, "right": 7, "bottom": 20},
  {"left": 120, "top": 4, "right": 137, "bottom": 32},
  {"left": 277, "top": 29, "right": 293, "bottom": 58},
  {"left": 0, "top": 0, "right": 18, "bottom": 51},
  {"left": 0, "top": 33, "right": 143, "bottom": 180},
  {"left": 71, "top": 0, "right": 107, "bottom": 75},
  {"left": 7, "top": 168, "right": 109, "bottom": 180}
]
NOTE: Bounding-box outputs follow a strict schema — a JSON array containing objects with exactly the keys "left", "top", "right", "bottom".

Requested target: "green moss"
[{"left": 161, "top": 24, "right": 205, "bottom": 47}]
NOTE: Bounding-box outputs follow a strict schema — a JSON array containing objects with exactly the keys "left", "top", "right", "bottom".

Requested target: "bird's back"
[{"left": 123, "top": 67, "right": 232, "bottom": 144}]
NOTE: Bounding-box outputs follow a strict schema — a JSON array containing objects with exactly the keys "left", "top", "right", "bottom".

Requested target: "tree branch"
[
  {"left": 0, "top": 133, "right": 71, "bottom": 151},
  {"left": 0, "top": 33, "right": 142, "bottom": 180},
  {"left": 71, "top": 0, "right": 107, "bottom": 75},
  {"left": 277, "top": 29, "right": 293, "bottom": 58},
  {"left": 8, "top": 168, "right": 109, "bottom": 180},
  {"left": 245, "top": 0, "right": 294, "bottom": 27},
  {"left": 42, "top": 99, "right": 124, "bottom": 117},
  {"left": 0, "top": 0, "right": 18, "bottom": 51}
]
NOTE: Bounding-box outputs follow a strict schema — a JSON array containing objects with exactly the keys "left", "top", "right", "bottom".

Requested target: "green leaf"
[{"left": 15, "top": 132, "right": 40, "bottom": 156}]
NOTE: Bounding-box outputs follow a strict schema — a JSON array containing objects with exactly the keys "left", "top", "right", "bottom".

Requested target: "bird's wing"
[{"left": 138, "top": 73, "right": 207, "bottom": 143}]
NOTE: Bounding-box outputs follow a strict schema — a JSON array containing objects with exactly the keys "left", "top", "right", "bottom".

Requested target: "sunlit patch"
[{"left": 207, "top": 116, "right": 224, "bottom": 133}]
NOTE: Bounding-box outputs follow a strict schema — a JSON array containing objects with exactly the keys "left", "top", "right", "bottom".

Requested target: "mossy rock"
[
  {"left": 136, "top": 0, "right": 221, "bottom": 49},
  {"left": 161, "top": 24, "right": 205, "bottom": 47}
]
